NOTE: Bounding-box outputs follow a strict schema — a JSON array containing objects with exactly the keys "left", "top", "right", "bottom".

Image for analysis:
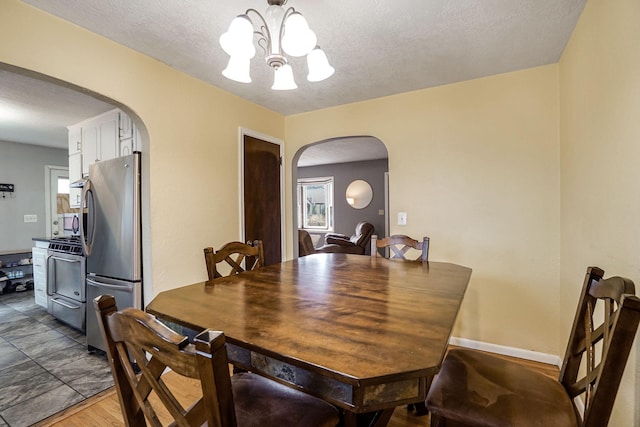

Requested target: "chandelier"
[{"left": 219, "top": 0, "right": 334, "bottom": 90}]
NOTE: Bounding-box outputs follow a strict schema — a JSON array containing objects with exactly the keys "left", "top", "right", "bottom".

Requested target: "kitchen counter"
[{"left": 32, "top": 237, "right": 50, "bottom": 248}]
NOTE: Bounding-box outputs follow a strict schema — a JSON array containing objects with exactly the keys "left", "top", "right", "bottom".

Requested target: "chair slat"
[{"left": 204, "top": 241, "right": 265, "bottom": 280}]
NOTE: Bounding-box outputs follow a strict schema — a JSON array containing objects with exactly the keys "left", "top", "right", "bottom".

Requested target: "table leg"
[{"left": 341, "top": 408, "right": 395, "bottom": 427}]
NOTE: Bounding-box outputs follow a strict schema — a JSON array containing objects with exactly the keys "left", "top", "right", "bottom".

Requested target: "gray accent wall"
[
  {"left": 0, "top": 141, "right": 68, "bottom": 252},
  {"left": 298, "top": 158, "right": 388, "bottom": 251}
]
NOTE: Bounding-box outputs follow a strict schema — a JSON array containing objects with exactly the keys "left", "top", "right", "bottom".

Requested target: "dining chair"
[
  {"left": 372, "top": 234, "right": 430, "bottom": 262},
  {"left": 372, "top": 234, "right": 430, "bottom": 415},
  {"left": 204, "top": 240, "right": 264, "bottom": 280},
  {"left": 426, "top": 266, "right": 640, "bottom": 427},
  {"left": 93, "top": 295, "right": 340, "bottom": 427}
]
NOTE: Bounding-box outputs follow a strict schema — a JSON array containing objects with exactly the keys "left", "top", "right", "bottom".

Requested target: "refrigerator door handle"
[
  {"left": 87, "top": 277, "right": 134, "bottom": 293},
  {"left": 80, "top": 179, "right": 96, "bottom": 256}
]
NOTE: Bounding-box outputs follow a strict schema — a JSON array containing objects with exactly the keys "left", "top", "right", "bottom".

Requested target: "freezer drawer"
[{"left": 86, "top": 275, "right": 142, "bottom": 353}]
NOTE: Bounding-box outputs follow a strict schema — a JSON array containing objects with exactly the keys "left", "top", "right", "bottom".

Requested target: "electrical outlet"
[
  {"left": 24, "top": 214, "right": 37, "bottom": 223},
  {"left": 397, "top": 212, "right": 407, "bottom": 225}
]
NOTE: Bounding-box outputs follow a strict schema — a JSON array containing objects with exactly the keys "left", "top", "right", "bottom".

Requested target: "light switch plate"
[
  {"left": 24, "top": 214, "right": 37, "bottom": 223},
  {"left": 397, "top": 212, "right": 407, "bottom": 225}
]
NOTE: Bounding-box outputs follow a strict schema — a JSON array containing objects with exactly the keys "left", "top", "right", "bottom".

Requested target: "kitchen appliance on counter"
[
  {"left": 78, "top": 152, "right": 143, "bottom": 353},
  {"left": 62, "top": 212, "right": 86, "bottom": 236},
  {"left": 47, "top": 235, "right": 86, "bottom": 331}
]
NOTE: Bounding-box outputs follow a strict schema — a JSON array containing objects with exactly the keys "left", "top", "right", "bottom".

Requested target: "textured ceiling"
[
  {"left": 298, "top": 137, "right": 388, "bottom": 167},
  {"left": 0, "top": 69, "right": 114, "bottom": 149},
  {"left": 2, "top": 0, "right": 586, "bottom": 155}
]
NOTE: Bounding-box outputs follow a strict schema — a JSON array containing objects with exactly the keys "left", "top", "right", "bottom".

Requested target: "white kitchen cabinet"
[
  {"left": 68, "top": 125, "right": 82, "bottom": 155},
  {"left": 81, "top": 109, "right": 120, "bottom": 176},
  {"left": 119, "top": 111, "right": 139, "bottom": 156},
  {"left": 69, "top": 153, "right": 83, "bottom": 208},
  {"left": 32, "top": 247, "right": 48, "bottom": 308},
  {"left": 81, "top": 125, "right": 98, "bottom": 176},
  {"left": 68, "top": 109, "right": 137, "bottom": 189},
  {"left": 119, "top": 111, "right": 134, "bottom": 140}
]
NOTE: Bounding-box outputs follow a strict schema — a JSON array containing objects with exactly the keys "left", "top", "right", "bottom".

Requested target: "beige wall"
[
  {"left": 285, "top": 65, "right": 561, "bottom": 353},
  {"left": 0, "top": 0, "right": 285, "bottom": 303},
  {"left": 560, "top": 0, "right": 640, "bottom": 425},
  {"left": 2, "top": 0, "right": 638, "bottom": 424}
]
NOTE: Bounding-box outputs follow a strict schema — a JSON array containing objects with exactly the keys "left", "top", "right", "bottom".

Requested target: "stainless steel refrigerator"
[{"left": 79, "top": 152, "right": 143, "bottom": 353}]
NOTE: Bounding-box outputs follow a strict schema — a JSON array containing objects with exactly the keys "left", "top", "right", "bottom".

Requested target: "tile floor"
[{"left": 0, "top": 290, "right": 113, "bottom": 427}]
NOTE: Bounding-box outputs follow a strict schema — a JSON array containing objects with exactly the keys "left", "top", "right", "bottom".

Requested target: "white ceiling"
[
  {"left": 0, "top": 69, "right": 115, "bottom": 149},
  {"left": 2, "top": 0, "right": 586, "bottom": 161},
  {"left": 297, "top": 137, "right": 388, "bottom": 167}
]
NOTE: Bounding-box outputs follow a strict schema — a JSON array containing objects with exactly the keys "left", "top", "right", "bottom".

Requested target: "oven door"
[{"left": 47, "top": 251, "right": 86, "bottom": 302}]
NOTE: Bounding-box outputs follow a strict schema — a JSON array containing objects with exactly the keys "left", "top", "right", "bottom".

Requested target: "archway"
[
  {"left": 292, "top": 136, "right": 389, "bottom": 257},
  {"left": 0, "top": 62, "right": 153, "bottom": 303}
]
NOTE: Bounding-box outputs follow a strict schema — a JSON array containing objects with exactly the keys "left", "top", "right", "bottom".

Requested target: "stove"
[
  {"left": 46, "top": 235, "right": 86, "bottom": 331},
  {"left": 48, "top": 236, "right": 83, "bottom": 255}
]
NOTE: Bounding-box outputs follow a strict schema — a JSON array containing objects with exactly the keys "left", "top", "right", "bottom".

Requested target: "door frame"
[
  {"left": 238, "top": 127, "right": 285, "bottom": 262},
  {"left": 44, "top": 165, "right": 69, "bottom": 238}
]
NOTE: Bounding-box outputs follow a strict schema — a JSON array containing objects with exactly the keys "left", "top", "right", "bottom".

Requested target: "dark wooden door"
[{"left": 243, "top": 135, "right": 282, "bottom": 266}]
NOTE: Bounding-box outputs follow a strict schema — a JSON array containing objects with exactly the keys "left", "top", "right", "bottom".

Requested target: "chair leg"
[
  {"left": 430, "top": 413, "right": 446, "bottom": 427},
  {"left": 407, "top": 401, "right": 429, "bottom": 415},
  {"left": 413, "top": 401, "right": 428, "bottom": 416}
]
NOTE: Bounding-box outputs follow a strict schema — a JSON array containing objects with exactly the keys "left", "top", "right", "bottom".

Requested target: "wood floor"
[{"left": 34, "top": 350, "right": 559, "bottom": 427}]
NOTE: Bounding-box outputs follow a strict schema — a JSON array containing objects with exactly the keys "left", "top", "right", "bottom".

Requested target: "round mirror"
[{"left": 345, "top": 180, "right": 373, "bottom": 209}]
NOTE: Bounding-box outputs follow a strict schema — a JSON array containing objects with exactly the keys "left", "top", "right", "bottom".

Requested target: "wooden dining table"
[{"left": 146, "top": 253, "right": 472, "bottom": 427}]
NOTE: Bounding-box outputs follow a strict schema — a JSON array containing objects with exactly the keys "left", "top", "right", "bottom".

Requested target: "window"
[{"left": 298, "top": 177, "right": 334, "bottom": 230}]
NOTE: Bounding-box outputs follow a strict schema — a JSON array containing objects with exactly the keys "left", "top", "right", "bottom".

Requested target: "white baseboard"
[{"left": 449, "top": 337, "right": 563, "bottom": 368}]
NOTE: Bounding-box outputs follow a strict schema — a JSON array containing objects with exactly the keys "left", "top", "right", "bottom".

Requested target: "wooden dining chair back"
[
  {"left": 372, "top": 234, "right": 430, "bottom": 262},
  {"left": 204, "top": 240, "right": 264, "bottom": 280},
  {"left": 94, "top": 295, "right": 340, "bottom": 427},
  {"left": 426, "top": 266, "right": 640, "bottom": 427}
]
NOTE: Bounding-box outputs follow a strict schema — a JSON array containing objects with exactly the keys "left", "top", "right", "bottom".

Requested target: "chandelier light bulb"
[
  {"left": 282, "top": 12, "right": 317, "bottom": 57},
  {"left": 222, "top": 56, "right": 252, "bottom": 83},
  {"left": 272, "top": 64, "right": 297, "bottom": 90},
  {"left": 306, "top": 47, "right": 334, "bottom": 82},
  {"left": 220, "top": 15, "right": 255, "bottom": 58}
]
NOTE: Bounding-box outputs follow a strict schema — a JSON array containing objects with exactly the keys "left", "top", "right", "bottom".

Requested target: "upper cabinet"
[
  {"left": 68, "top": 109, "right": 139, "bottom": 207},
  {"left": 75, "top": 109, "right": 120, "bottom": 176},
  {"left": 118, "top": 111, "right": 138, "bottom": 157},
  {"left": 68, "top": 126, "right": 82, "bottom": 155}
]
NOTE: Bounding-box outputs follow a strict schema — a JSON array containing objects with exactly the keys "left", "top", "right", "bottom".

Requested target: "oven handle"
[
  {"left": 87, "top": 277, "right": 134, "bottom": 293},
  {"left": 50, "top": 297, "right": 83, "bottom": 310},
  {"left": 46, "top": 254, "right": 52, "bottom": 296},
  {"left": 49, "top": 255, "right": 82, "bottom": 263}
]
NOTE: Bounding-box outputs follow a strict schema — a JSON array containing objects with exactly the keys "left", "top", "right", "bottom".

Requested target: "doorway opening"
[
  {"left": 292, "top": 136, "right": 389, "bottom": 257},
  {"left": 44, "top": 165, "right": 69, "bottom": 238}
]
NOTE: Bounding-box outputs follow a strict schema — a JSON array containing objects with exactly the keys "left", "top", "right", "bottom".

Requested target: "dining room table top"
[{"left": 146, "top": 253, "right": 472, "bottom": 385}]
